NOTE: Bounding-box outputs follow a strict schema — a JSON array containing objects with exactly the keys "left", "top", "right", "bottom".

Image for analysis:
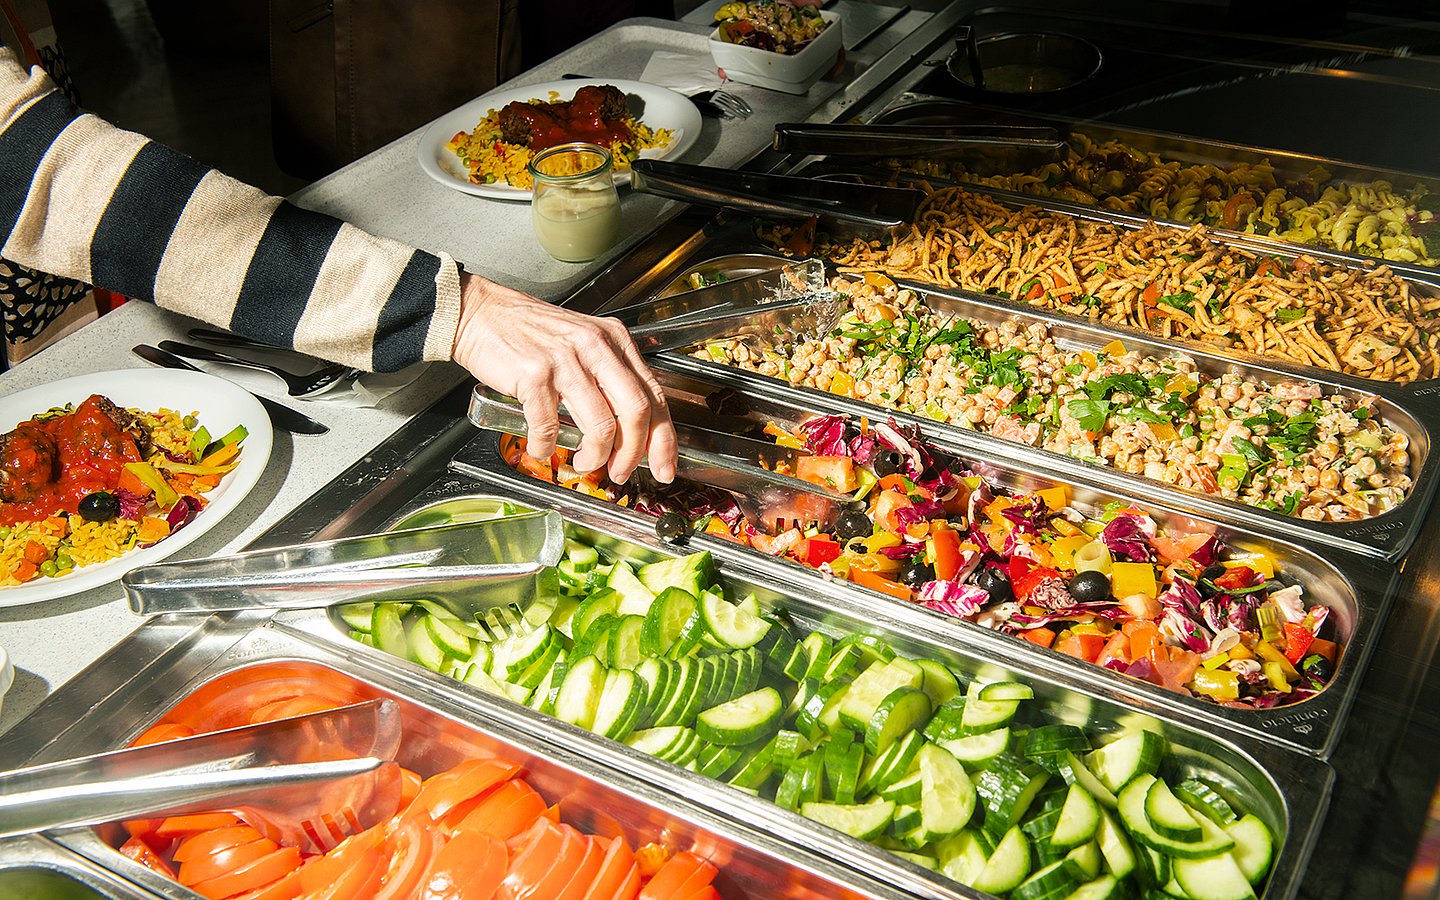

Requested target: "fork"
[
  {"left": 692, "top": 89, "right": 752, "bottom": 119},
  {"left": 157, "top": 339, "right": 357, "bottom": 399}
]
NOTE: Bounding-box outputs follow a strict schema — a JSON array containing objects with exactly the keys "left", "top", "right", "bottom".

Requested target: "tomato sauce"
[
  {"left": 502, "top": 86, "right": 633, "bottom": 152},
  {"left": 0, "top": 394, "right": 142, "bottom": 526}
]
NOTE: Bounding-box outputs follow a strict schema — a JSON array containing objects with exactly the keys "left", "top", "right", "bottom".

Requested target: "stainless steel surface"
[
  {"left": 155, "top": 340, "right": 356, "bottom": 399},
  {"left": 945, "top": 31, "right": 1104, "bottom": 94},
  {"left": 631, "top": 158, "right": 926, "bottom": 242},
  {"left": 264, "top": 479, "right": 1330, "bottom": 900},
  {"left": 131, "top": 344, "right": 331, "bottom": 436},
  {"left": 771, "top": 122, "right": 1064, "bottom": 157},
  {"left": 466, "top": 386, "right": 851, "bottom": 533},
  {"left": 0, "top": 835, "right": 171, "bottom": 900},
  {"left": 0, "top": 703, "right": 397, "bottom": 850},
  {"left": 9, "top": 629, "right": 938, "bottom": 900},
  {"left": 122, "top": 512, "right": 565, "bottom": 617},
  {"left": 620, "top": 240, "right": 1437, "bottom": 563},
  {"left": 629, "top": 291, "right": 846, "bottom": 355},
  {"left": 605, "top": 258, "right": 827, "bottom": 326}
]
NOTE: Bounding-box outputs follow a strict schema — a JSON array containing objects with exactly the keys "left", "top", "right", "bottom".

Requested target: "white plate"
[
  {"left": 417, "top": 78, "right": 703, "bottom": 200},
  {"left": 0, "top": 369, "right": 273, "bottom": 607}
]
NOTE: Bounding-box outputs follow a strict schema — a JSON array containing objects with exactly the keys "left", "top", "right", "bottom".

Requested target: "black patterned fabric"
[{"left": 2, "top": 34, "right": 87, "bottom": 359}]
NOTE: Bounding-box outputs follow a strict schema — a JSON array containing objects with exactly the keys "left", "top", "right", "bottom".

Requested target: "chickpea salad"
[
  {"left": 699, "top": 275, "right": 1413, "bottom": 523},
  {"left": 500, "top": 420, "right": 1339, "bottom": 710}
]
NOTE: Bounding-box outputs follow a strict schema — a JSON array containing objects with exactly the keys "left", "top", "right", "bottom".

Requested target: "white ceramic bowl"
[{"left": 709, "top": 9, "right": 843, "bottom": 95}]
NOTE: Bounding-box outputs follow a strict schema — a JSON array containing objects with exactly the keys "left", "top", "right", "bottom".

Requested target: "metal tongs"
[
  {"left": 771, "top": 122, "right": 1065, "bottom": 158},
  {"left": 122, "top": 512, "right": 565, "bottom": 618},
  {"left": 631, "top": 158, "right": 925, "bottom": 242},
  {"left": 0, "top": 700, "right": 403, "bottom": 852},
  {"left": 464, "top": 387, "right": 852, "bottom": 534}
]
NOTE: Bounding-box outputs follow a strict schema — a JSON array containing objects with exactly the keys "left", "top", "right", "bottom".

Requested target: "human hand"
[{"left": 452, "top": 272, "right": 677, "bottom": 484}]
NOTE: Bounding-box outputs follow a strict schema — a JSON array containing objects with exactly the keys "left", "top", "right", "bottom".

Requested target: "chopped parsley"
[
  {"left": 1069, "top": 398, "right": 1111, "bottom": 431},
  {"left": 1275, "top": 307, "right": 1307, "bottom": 323}
]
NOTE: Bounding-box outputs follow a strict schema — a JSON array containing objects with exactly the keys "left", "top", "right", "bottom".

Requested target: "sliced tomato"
[
  {"left": 795, "top": 455, "right": 857, "bottom": 492},
  {"left": 376, "top": 818, "right": 442, "bottom": 900},
  {"left": 156, "top": 813, "right": 243, "bottom": 840},
  {"left": 397, "top": 767, "right": 424, "bottom": 817},
  {"left": 639, "top": 851, "right": 716, "bottom": 900},
  {"left": 123, "top": 817, "right": 166, "bottom": 844},
  {"left": 580, "top": 836, "right": 638, "bottom": 900},
  {"left": 131, "top": 721, "right": 197, "bottom": 747},
  {"left": 680, "top": 888, "right": 720, "bottom": 900},
  {"left": 404, "top": 757, "right": 519, "bottom": 827},
  {"left": 230, "top": 869, "right": 303, "bottom": 900},
  {"left": 297, "top": 829, "right": 387, "bottom": 900},
  {"left": 174, "top": 825, "right": 266, "bottom": 863},
  {"left": 178, "top": 836, "right": 277, "bottom": 887},
  {"left": 452, "top": 779, "right": 546, "bottom": 840},
  {"left": 930, "top": 527, "right": 963, "bottom": 581},
  {"left": 554, "top": 833, "right": 605, "bottom": 900},
  {"left": 497, "top": 820, "right": 567, "bottom": 900},
  {"left": 249, "top": 696, "right": 344, "bottom": 725},
  {"left": 422, "top": 830, "right": 507, "bottom": 900},
  {"left": 169, "top": 670, "right": 362, "bottom": 734},
  {"left": 187, "top": 847, "right": 302, "bottom": 900},
  {"left": 119, "top": 836, "right": 178, "bottom": 879},
  {"left": 505, "top": 823, "right": 587, "bottom": 900}
]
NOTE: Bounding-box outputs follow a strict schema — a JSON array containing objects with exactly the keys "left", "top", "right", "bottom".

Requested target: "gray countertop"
[{"left": 0, "top": 13, "right": 930, "bottom": 738}]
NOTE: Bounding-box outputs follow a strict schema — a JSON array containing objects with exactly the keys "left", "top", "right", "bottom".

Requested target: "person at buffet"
[{"left": 0, "top": 46, "right": 676, "bottom": 485}]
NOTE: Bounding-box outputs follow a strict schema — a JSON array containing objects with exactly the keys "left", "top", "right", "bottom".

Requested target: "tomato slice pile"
[{"left": 108, "top": 697, "right": 726, "bottom": 900}]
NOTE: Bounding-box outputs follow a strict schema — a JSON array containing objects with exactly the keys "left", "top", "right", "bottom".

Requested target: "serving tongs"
[
  {"left": 122, "top": 511, "right": 564, "bottom": 618},
  {"left": 463, "top": 386, "right": 852, "bottom": 534},
  {"left": 631, "top": 158, "right": 924, "bottom": 242},
  {"left": 771, "top": 122, "right": 1065, "bottom": 158},
  {"left": 0, "top": 700, "right": 403, "bottom": 852}
]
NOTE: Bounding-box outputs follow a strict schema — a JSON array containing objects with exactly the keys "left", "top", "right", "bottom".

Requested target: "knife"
[{"left": 132, "top": 344, "right": 330, "bottom": 435}]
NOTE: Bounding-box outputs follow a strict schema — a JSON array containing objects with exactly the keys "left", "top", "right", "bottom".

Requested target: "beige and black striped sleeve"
[{"left": 0, "top": 48, "right": 461, "bottom": 372}]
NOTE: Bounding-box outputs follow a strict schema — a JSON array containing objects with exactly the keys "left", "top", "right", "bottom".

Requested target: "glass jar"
[{"left": 527, "top": 142, "right": 622, "bottom": 263}]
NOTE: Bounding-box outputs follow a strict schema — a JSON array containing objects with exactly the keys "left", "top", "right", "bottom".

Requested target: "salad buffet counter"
[{"left": 4, "top": 3, "right": 1440, "bottom": 900}]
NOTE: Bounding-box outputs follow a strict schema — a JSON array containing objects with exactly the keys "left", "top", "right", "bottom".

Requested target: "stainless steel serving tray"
[
  {"left": 471, "top": 376, "right": 1394, "bottom": 762},
  {"left": 267, "top": 475, "right": 1332, "bottom": 900},
  {"left": 0, "top": 835, "right": 170, "bottom": 900},
  {"left": 628, "top": 243, "right": 1439, "bottom": 563},
  {"left": 5, "top": 620, "right": 918, "bottom": 900},
  {"left": 867, "top": 97, "right": 1440, "bottom": 280}
]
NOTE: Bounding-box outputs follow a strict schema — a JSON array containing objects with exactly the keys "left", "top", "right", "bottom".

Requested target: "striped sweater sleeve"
[{"left": 0, "top": 48, "right": 461, "bottom": 372}]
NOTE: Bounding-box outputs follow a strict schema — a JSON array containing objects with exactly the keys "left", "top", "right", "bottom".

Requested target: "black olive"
[
  {"left": 1197, "top": 563, "right": 1227, "bottom": 598},
  {"left": 946, "top": 516, "right": 968, "bottom": 531},
  {"left": 78, "top": 491, "right": 120, "bottom": 523},
  {"left": 976, "top": 567, "right": 1012, "bottom": 602},
  {"left": 834, "top": 509, "right": 873, "bottom": 542},
  {"left": 872, "top": 449, "right": 905, "bottom": 479},
  {"left": 1301, "top": 653, "right": 1334, "bottom": 682},
  {"left": 899, "top": 560, "right": 936, "bottom": 587},
  {"left": 655, "top": 511, "right": 689, "bottom": 543},
  {"left": 1068, "top": 570, "right": 1111, "bottom": 603}
]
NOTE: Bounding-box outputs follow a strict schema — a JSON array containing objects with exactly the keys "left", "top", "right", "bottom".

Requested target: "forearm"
[{"left": 0, "top": 48, "right": 461, "bottom": 372}]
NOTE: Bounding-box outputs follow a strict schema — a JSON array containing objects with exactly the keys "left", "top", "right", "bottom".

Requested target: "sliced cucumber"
[
  {"left": 1065, "top": 840, "right": 1102, "bottom": 880},
  {"left": 1174, "top": 777, "right": 1238, "bottom": 826},
  {"left": 1064, "top": 874, "right": 1120, "bottom": 900},
  {"left": 979, "top": 681, "right": 1035, "bottom": 702},
  {"left": 1172, "top": 852, "right": 1258, "bottom": 900},
  {"left": 1051, "top": 784, "right": 1101, "bottom": 851},
  {"left": 940, "top": 728, "right": 1012, "bottom": 769},
  {"left": 915, "top": 659, "right": 962, "bottom": 707},
  {"left": 800, "top": 632, "right": 834, "bottom": 680},
  {"left": 337, "top": 602, "right": 376, "bottom": 633},
  {"left": 626, "top": 725, "right": 697, "bottom": 761},
  {"left": 1146, "top": 777, "right": 1204, "bottom": 842},
  {"left": 696, "top": 742, "right": 746, "bottom": 780},
  {"left": 407, "top": 615, "right": 447, "bottom": 671},
  {"left": 650, "top": 658, "right": 699, "bottom": 728},
  {"left": 728, "top": 738, "right": 778, "bottom": 790},
  {"left": 606, "top": 562, "right": 657, "bottom": 617},
  {"left": 1224, "top": 814, "right": 1274, "bottom": 886},
  {"left": 696, "top": 687, "right": 784, "bottom": 746},
  {"left": 860, "top": 729, "right": 926, "bottom": 797},
  {"left": 570, "top": 588, "right": 620, "bottom": 642},
  {"left": 866, "top": 686, "right": 933, "bottom": 756},
  {"left": 1093, "top": 806, "right": 1136, "bottom": 880},
  {"left": 801, "top": 797, "right": 896, "bottom": 841},
  {"left": 839, "top": 659, "right": 924, "bottom": 732},
  {"left": 820, "top": 643, "right": 864, "bottom": 684},
  {"left": 837, "top": 633, "right": 895, "bottom": 668},
  {"left": 1087, "top": 730, "right": 1166, "bottom": 794},
  {"left": 879, "top": 769, "right": 925, "bottom": 806},
  {"left": 935, "top": 829, "right": 991, "bottom": 884},
  {"left": 918, "top": 742, "right": 976, "bottom": 839},
  {"left": 634, "top": 658, "right": 672, "bottom": 728},
  {"left": 637, "top": 551, "right": 714, "bottom": 597},
  {"left": 824, "top": 737, "right": 865, "bottom": 805},
  {"left": 371, "top": 603, "right": 409, "bottom": 659},
  {"left": 923, "top": 699, "right": 967, "bottom": 743},
  {"left": 1116, "top": 775, "right": 1236, "bottom": 859},
  {"left": 971, "top": 825, "right": 1032, "bottom": 896},
  {"left": 553, "top": 655, "right": 608, "bottom": 730},
  {"left": 641, "top": 586, "right": 701, "bottom": 658},
  {"left": 1025, "top": 725, "right": 1092, "bottom": 773},
  {"left": 500, "top": 623, "right": 559, "bottom": 684},
  {"left": 1012, "top": 858, "right": 1082, "bottom": 900},
  {"left": 591, "top": 669, "right": 645, "bottom": 740},
  {"left": 961, "top": 680, "right": 1023, "bottom": 734},
  {"left": 606, "top": 615, "right": 646, "bottom": 670},
  {"left": 1058, "top": 750, "right": 1118, "bottom": 809},
  {"left": 699, "top": 591, "right": 772, "bottom": 650},
  {"left": 975, "top": 753, "right": 1051, "bottom": 839},
  {"left": 769, "top": 729, "right": 813, "bottom": 772}
]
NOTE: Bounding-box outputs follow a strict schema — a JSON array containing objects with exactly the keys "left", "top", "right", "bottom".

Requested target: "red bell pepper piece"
[
  {"left": 1283, "top": 622, "right": 1316, "bottom": 665},
  {"left": 1213, "top": 566, "right": 1256, "bottom": 591},
  {"left": 1011, "top": 561, "right": 1062, "bottom": 602},
  {"left": 930, "top": 528, "right": 963, "bottom": 581},
  {"left": 1019, "top": 627, "right": 1057, "bottom": 649},
  {"left": 796, "top": 537, "right": 841, "bottom": 567}
]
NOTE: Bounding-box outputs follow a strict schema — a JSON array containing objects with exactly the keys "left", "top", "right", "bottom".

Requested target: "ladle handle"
[{"left": 955, "top": 25, "right": 985, "bottom": 91}]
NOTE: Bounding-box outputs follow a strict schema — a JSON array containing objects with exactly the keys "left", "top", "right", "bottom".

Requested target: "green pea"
[
  {"left": 39, "top": 560, "right": 58, "bottom": 577},
  {"left": 183, "top": 414, "right": 198, "bottom": 429},
  {"left": 55, "top": 551, "right": 73, "bottom": 569}
]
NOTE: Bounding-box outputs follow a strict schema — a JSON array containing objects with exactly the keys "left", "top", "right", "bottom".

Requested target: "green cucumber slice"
[
  {"left": 1087, "top": 730, "right": 1166, "bottom": 794},
  {"left": 819, "top": 644, "right": 864, "bottom": 684},
  {"left": 1174, "top": 778, "right": 1238, "bottom": 826},
  {"left": 696, "top": 687, "right": 784, "bottom": 746},
  {"left": 918, "top": 742, "right": 976, "bottom": 838},
  {"left": 641, "top": 586, "right": 701, "bottom": 657},
  {"left": 606, "top": 562, "right": 657, "bottom": 617},
  {"left": 961, "top": 680, "right": 1023, "bottom": 734},
  {"left": 971, "top": 825, "right": 1032, "bottom": 895},
  {"left": 801, "top": 797, "right": 896, "bottom": 841},
  {"left": 1093, "top": 806, "right": 1136, "bottom": 879},
  {"left": 824, "top": 737, "right": 865, "bottom": 805},
  {"left": 1146, "top": 777, "right": 1204, "bottom": 842},
  {"left": 728, "top": 738, "right": 778, "bottom": 790},
  {"left": 699, "top": 591, "right": 772, "bottom": 650},
  {"left": 1065, "top": 840, "right": 1102, "bottom": 880},
  {"left": 839, "top": 659, "right": 924, "bottom": 733},
  {"left": 1224, "top": 814, "right": 1274, "bottom": 886},
  {"left": 606, "top": 615, "right": 646, "bottom": 670},
  {"left": 879, "top": 769, "right": 924, "bottom": 805},
  {"left": 1116, "top": 775, "right": 1236, "bottom": 859},
  {"left": 935, "top": 829, "right": 991, "bottom": 884},
  {"left": 637, "top": 550, "right": 714, "bottom": 597},
  {"left": 865, "top": 686, "right": 933, "bottom": 756},
  {"left": 1012, "top": 859, "right": 1083, "bottom": 900},
  {"left": 407, "top": 615, "right": 447, "bottom": 671},
  {"left": 940, "top": 728, "right": 1012, "bottom": 769},
  {"left": 859, "top": 729, "right": 926, "bottom": 797},
  {"left": 592, "top": 669, "right": 645, "bottom": 740},
  {"left": 975, "top": 753, "right": 1051, "bottom": 840},
  {"left": 1058, "top": 750, "right": 1118, "bottom": 809},
  {"left": 337, "top": 602, "right": 376, "bottom": 633},
  {"left": 801, "top": 632, "right": 835, "bottom": 679},
  {"left": 1172, "top": 852, "right": 1258, "bottom": 900},
  {"left": 696, "top": 742, "right": 746, "bottom": 779},
  {"left": 371, "top": 603, "right": 409, "bottom": 659},
  {"left": 571, "top": 588, "right": 621, "bottom": 642},
  {"left": 979, "top": 681, "right": 1035, "bottom": 702},
  {"left": 916, "top": 659, "right": 962, "bottom": 707},
  {"left": 1051, "top": 783, "right": 1102, "bottom": 851},
  {"left": 553, "top": 655, "right": 608, "bottom": 730}
]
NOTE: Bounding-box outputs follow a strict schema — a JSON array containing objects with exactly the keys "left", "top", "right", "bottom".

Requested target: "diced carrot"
[
  {"left": 850, "top": 567, "right": 912, "bottom": 601},
  {"left": 11, "top": 559, "right": 38, "bottom": 582},
  {"left": 199, "top": 442, "right": 241, "bottom": 468},
  {"left": 1128, "top": 622, "right": 1161, "bottom": 662},
  {"left": 117, "top": 465, "right": 154, "bottom": 498},
  {"left": 136, "top": 517, "right": 171, "bottom": 543},
  {"left": 22, "top": 540, "right": 48, "bottom": 565},
  {"left": 1308, "top": 637, "right": 1339, "bottom": 666},
  {"left": 1021, "top": 627, "right": 1057, "bottom": 649}
]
